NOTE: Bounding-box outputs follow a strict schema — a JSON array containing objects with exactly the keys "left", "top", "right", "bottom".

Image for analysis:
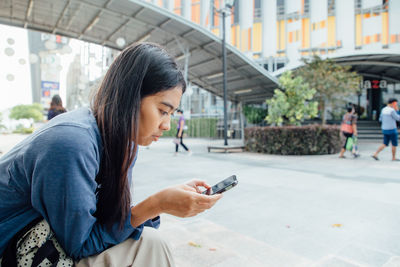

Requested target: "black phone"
[{"left": 202, "top": 175, "right": 238, "bottom": 195}]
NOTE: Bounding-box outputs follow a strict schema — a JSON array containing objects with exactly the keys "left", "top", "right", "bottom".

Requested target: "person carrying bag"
[{"left": 339, "top": 106, "right": 359, "bottom": 158}]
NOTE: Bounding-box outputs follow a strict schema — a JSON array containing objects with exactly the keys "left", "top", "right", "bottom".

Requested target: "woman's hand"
[{"left": 155, "top": 180, "right": 222, "bottom": 218}]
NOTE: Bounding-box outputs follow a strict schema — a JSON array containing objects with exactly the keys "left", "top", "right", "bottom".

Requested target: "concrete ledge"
[{"left": 207, "top": 145, "right": 245, "bottom": 153}]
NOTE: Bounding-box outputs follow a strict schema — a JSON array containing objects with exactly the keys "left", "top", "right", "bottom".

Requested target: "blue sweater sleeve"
[{"left": 28, "top": 125, "right": 149, "bottom": 260}]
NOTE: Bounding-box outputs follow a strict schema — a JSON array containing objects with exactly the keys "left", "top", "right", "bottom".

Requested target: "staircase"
[{"left": 357, "top": 120, "right": 382, "bottom": 140}]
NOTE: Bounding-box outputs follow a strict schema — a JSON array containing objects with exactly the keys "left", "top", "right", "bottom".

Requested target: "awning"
[{"left": 0, "top": 0, "right": 279, "bottom": 104}]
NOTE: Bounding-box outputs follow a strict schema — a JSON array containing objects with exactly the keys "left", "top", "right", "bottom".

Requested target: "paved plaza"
[{"left": 1, "top": 134, "right": 400, "bottom": 267}]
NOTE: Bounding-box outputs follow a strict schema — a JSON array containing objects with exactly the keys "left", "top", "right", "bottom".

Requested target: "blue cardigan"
[{"left": 0, "top": 108, "right": 159, "bottom": 260}]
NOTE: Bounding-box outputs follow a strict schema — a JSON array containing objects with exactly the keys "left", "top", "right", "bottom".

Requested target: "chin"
[{"left": 138, "top": 139, "right": 153, "bottom": 146}]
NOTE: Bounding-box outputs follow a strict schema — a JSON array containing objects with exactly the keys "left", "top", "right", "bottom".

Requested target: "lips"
[{"left": 153, "top": 135, "right": 161, "bottom": 141}]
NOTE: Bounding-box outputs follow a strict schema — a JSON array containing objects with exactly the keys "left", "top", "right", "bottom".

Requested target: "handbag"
[
  {"left": 2, "top": 217, "right": 74, "bottom": 267},
  {"left": 346, "top": 137, "right": 354, "bottom": 151},
  {"left": 172, "top": 138, "right": 180, "bottom": 145},
  {"left": 340, "top": 123, "right": 353, "bottom": 133}
]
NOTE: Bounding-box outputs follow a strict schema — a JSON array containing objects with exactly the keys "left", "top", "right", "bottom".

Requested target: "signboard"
[
  {"left": 41, "top": 81, "right": 59, "bottom": 97},
  {"left": 41, "top": 81, "right": 60, "bottom": 107},
  {"left": 361, "top": 79, "right": 387, "bottom": 89}
]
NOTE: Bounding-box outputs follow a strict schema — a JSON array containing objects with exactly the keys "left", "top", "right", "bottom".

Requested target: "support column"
[
  {"left": 200, "top": 0, "right": 211, "bottom": 29},
  {"left": 239, "top": 0, "right": 253, "bottom": 57},
  {"left": 262, "top": 0, "right": 277, "bottom": 71},
  {"left": 182, "top": 0, "right": 191, "bottom": 21}
]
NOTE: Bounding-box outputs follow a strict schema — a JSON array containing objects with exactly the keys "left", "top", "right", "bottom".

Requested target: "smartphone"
[{"left": 202, "top": 175, "right": 238, "bottom": 195}]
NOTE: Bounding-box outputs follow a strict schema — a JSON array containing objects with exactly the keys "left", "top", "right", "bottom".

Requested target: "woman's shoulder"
[{"left": 34, "top": 108, "right": 101, "bottom": 151}]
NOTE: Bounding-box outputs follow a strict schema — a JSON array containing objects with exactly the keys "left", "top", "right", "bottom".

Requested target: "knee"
[{"left": 140, "top": 227, "right": 171, "bottom": 250}]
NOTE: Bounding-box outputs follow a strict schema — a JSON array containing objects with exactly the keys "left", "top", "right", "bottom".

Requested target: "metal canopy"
[
  {"left": 332, "top": 53, "right": 400, "bottom": 83},
  {"left": 0, "top": 0, "right": 279, "bottom": 104}
]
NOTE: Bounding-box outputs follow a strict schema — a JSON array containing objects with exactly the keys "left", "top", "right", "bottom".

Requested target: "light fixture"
[
  {"left": 4, "top": 47, "right": 15, "bottom": 56},
  {"left": 27, "top": 0, "right": 34, "bottom": 17},
  {"left": 175, "top": 54, "right": 185, "bottom": 61},
  {"left": 6, "top": 74, "right": 15, "bottom": 81},
  {"left": 116, "top": 37, "right": 126, "bottom": 47},
  {"left": 234, "top": 89, "right": 252, "bottom": 94},
  {"left": 205, "top": 72, "right": 223, "bottom": 79},
  {"left": 29, "top": 53, "right": 39, "bottom": 64},
  {"left": 86, "top": 17, "right": 100, "bottom": 32},
  {"left": 7, "top": 38, "right": 15, "bottom": 45}
]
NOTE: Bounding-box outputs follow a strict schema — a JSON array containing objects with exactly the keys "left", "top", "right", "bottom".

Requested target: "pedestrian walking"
[
  {"left": 174, "top": 109, "right": 192, "bottom": 156},
  {"left": 339, "top": 106, "right": 359, "bottom": 158},
  {"left": 372, "top": 98, "right": 400, "bottom": 161},
  {"left": 0, "top": 42, "right": 222, "bottom": 267}
]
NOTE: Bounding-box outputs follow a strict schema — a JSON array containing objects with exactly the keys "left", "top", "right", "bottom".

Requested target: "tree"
[
  {"left": 266, "top": 71, "right": 318, "bottom": 126},
  {"left": 243, "top": 105, "right": 268, "bottom": 124},
  {"left": 296, "top": 55, "right": 361, "bottom": 124},
  {"left": 9, "top": 103, "right": 44, "bottom": 122}
]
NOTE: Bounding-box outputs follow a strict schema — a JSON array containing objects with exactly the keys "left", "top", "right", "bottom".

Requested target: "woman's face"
[{"left": 138, "top": 86, "right": 183, "bottom": 146}]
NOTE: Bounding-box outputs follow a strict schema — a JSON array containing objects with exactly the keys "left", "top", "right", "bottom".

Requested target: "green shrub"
[
  {"left": 164, "top": 118, "right": 218, "bottom": 138},
  {"left": 245, "top": 124, "right": 341, "bottom": 155},
  {"left": 13, "top": 124, "right": 34, "bottom": 134},
  {"left": 9, "top": 103, "right": 44, "bottom": 122},
  {"left": 243, "top": 105, "right": 268, "bottom": 124}
]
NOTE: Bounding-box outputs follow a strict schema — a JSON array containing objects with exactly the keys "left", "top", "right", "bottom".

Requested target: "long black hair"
[
  {"left": 50, "top": 94, "right": 66, "bottom": 112},
  {"left": 91, "top": 42, "right": 186, "bottom": 227}
]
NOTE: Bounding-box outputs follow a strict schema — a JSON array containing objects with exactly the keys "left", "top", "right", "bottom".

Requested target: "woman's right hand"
[{"left": 155, "top": 182, "right": 222, "bottom": 218}]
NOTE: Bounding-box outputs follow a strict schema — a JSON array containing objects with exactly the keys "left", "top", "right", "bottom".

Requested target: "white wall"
[
  {"left": 239, "top": 0, "right": 253, "bottom": 30},
  {"left": 389, "top": 0, "right": 400, "bottom": 50},
  {"left": 336, "top": 0, "right": 355, "bottom": 52},
  {"left": 362, "top": 0, "right": 381, "bottom": 8},
  {"left": 239, "top": 0, "right": 253, "bottom": 56},
  {"left": 286, "top": 0, "right": 301, "bottom": 14},
  {"left": 261, "top": 0, "right": 277, "bottom": 58},
  {"left": 200, "top": 0, "right": 210, "bottom": 29},
  {"left": 310, "top": 0, "right": 327, "bottom": 48}
]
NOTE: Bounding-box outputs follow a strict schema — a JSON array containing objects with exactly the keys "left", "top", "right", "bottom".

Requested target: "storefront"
[{"left": 359, "top": 79, "right": 400, "bottom": 120}]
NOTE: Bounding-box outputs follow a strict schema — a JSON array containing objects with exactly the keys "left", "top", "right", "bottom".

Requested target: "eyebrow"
[{"left": 161, "top": 102, "right": 178, "bottom": 112}]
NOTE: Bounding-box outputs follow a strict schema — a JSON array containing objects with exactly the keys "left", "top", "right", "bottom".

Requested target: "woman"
[
  {"left": 47, "top": 94, "right": 67, "bottom": 120},
  {"left": 339, "top": 106, "right": 358, "bottom": 158},
  {"left": 0, "top": 43, "right": 222, "bottom": 266},
  {"left": 174, "top": 109, "right": 192, "bottom": 156}
]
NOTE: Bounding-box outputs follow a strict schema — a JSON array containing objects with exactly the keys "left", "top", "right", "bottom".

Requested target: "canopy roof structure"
[
  {"left": 274, "top": 51, "right": 400, "bottom": 86},
  {"left": 332, "top": 53, "right": 400, "bottom": 84},
  {"left": 0, "top": 0, "right": 279, "bottom": 104}
]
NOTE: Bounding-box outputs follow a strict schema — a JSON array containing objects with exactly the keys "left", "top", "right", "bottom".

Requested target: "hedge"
[
  {"left": 163, "top": 118, "right": 218, "bottom": 138},
  {"left": 244, "top": 124, "right": 341, "bottom": 155}
]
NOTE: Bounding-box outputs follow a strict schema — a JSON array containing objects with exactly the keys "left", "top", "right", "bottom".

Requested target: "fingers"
[
  {"left": 193, "top": 192, "right": 223, "bottom": 209},
  {"left": 186, "top": 179, "right": 211, "bottom": 193},
  {"left": 182, "top": 184, "right": 197, "bottom": 193}
]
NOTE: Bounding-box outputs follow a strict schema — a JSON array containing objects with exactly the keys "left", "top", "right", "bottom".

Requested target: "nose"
[{"left": 160, "top": 115, "right": 171, "bottom": 131}]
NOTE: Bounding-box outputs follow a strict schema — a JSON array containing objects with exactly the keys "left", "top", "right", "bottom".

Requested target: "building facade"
[
  {"left": 144, "top": 0, "right": 399, "bottom": 69},
  {"left": 144, "top": 0, "right": 400, "bottom": 120}
]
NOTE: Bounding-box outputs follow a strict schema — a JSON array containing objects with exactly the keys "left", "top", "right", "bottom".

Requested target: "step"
[
  {"left": 357, "top": 131, "right": 382, "bottom": 134},
  {"left": 158, "top": 215, "right": 312, "bottom": 267},
  {"left": 358, "top": 136, "right": 382, "bottom": 140}
]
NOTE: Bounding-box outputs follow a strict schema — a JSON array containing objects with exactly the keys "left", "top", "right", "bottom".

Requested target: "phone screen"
[{"left": 202, "top": 175, "right": 238, "bottom": 195}]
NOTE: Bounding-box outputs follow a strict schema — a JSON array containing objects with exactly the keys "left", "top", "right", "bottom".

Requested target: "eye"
[{"left": 160, "top": 109, "right": 169, "bottom": 116}]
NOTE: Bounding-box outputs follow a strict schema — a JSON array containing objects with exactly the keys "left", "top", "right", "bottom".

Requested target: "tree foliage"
[
  {"left": 243, "top": 105, "right": 268, "bottom": 124},
  {"left": 9, "top": 103, "right": 44, "bottom": 122},
  {"left": 266, "top": 71, "right": 318, "bottom": 126},
  {"left": 296, "top": 55, "right": 361, "bottom": 124}
]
